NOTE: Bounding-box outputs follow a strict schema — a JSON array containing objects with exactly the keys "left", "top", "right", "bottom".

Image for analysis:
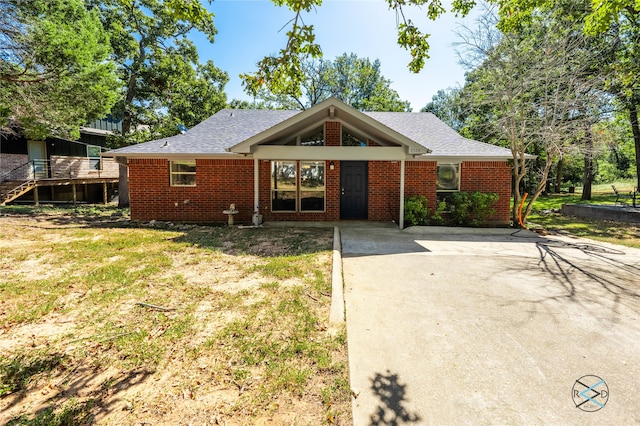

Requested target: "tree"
[
  {"left": 605, "top": 14, "right": 640, "bottom": 190},
  {"left": 0, "top": 0, "right": 118, "bottom": 140},
  {"left": 495, "top": 0, "right": 640, "bottom": 192},
  {"left": 421, "top": 88, "right": 465, "bottom": 130},
  {"left": 594, "top": 112, "right": 637, "bottom": 182},
  {"left": 253, "top": 53, "right": 411, "bottom": 111},
  {"left": 90, "top": 0, "right": 228, "bottom": 206},
  {"left": 495, "top": 0, "right": 640, "bottom": 35},
  {"left": 90, "top": 0, "right": 227, "bottom": 141},
  {"left": 241, "top": 0, "right": 476, "bottom": 98},
  {"left": 458, "top": 5, "right": 608, "bottom": 225},
  {"left": 328, "top": 54, "right": 411, "bottom": 111}
]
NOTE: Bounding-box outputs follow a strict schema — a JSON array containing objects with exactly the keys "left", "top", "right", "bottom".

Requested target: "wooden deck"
[{"left": 1, "top": 177, "right": 119, "bottom": 206}]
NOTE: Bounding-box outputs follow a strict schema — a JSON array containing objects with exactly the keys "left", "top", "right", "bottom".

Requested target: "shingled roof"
[
  {"left": 363, "top": 112, "right": 511, "bottom": 158},
  {"left": 105, "top": 98, "right": 512, "bottom": 159},
  {"left": 106, "top": 109, "right": 299, "bottom": 156}
]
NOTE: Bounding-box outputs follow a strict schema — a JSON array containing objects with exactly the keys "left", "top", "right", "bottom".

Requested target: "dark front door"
[{"left": 340, "top": 161, "right": 368, "bottom": 219}]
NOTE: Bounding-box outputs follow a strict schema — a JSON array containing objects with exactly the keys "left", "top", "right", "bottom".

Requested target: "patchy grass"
[
  {"left": 0, "top": 206, "right": 351, "bottom": 424},
  {"left": 529, "top": 190, "right": 640, "bottom": 249}
]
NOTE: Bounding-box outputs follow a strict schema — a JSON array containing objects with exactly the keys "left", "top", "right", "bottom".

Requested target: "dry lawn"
[{"left": 0, "top": 206, "right": 351, "bottom": 425}]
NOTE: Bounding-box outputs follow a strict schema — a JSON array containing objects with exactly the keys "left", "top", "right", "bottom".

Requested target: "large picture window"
[
  {"left": 170, "top": 160, "right": 196, "bottom": 186},
  {"left": 300, "top": 161, "right": 325, "bottom": 211},
  {"left": 271, "top": 161, "right": 297, "bottom": 211},
  {"left": 271, "top": 161, "right": 326, "bottom": 212}
]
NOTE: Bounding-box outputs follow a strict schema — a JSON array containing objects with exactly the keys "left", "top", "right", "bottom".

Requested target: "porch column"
[
  {"left": 399, "top": 159, "right": 405, "bottom": 229},
  {"left": 103, "top": 182, "right": 108, "bottom": 204},
  {"left": 33, "top": 186, "right": 39, "bottom": 206},
  {"left": 72, "top": 184, "right": 77, "bottom": 206},
  {"left": 254, "top": 159, "right": 259, "bottom": 213}
]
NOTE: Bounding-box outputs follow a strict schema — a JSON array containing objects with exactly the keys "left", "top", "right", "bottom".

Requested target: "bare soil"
[{"left": 0, "top": 208, "right": 351, "bottom": 425}]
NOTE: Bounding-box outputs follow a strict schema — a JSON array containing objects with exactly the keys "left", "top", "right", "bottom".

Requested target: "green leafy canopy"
[{"left": 0, "top": 0, "right": 119, "bottom": 139}]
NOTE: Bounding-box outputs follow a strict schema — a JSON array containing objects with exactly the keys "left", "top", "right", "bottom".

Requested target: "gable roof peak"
[{"left": 228, "top": 97, "right": 430, "bottom": 154}]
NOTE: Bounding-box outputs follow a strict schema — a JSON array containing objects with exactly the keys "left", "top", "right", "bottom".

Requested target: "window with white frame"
[
  {"left": 87, "top": 145, "right": 102, "bottom": 170},
  {"left": 436, "top": 163, "right": 460, "bottom": 204},
  {"left": 170, "top": 160, "right": 196, "bottom": 186},
  {"left": 271, "top": 161, "right": 297, "bottom": 211},
  {"left": 300, "top": 161, "right": 325, "bottom": 212}
]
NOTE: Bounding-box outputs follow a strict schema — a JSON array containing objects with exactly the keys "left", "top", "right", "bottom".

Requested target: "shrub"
[
  {"left": 447, "top": 191, "right": 499, "bottom": 227},
  {"left": 404, "top": 195, "right": 430, "bottom": 226},
  {"left": 431, "top": 200, "right": 448, "bottom": 225}
]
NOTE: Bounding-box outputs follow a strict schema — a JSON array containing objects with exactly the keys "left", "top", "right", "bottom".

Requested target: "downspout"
[{"left": 399, "top": 159, "right": 405, "bottom": 229}]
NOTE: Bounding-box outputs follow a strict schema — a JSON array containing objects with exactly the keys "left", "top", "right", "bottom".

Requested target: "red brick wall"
[
  {"left": 404, "top": 161, "right": 438, "bottom": 213},
  {"left": 325, "top": 121, "right": 340, "bottom": 146},
  {"left": 368, "top": 161, "right": 400, "bottom": 221},
  {"left": 460, "top": 161, "right": 512, "bottom": 224},
  {"left": 127, "top": 157, "right": 511, "bottom": 225},
  {"left": 128, "top": 158, "right": 254, "bottom": 223},
  {"left": 365, "top": 161, "right": 441, "bottom": 222},
  {"left": 377, "top": 160, "right": 511, "bottom": 225}
]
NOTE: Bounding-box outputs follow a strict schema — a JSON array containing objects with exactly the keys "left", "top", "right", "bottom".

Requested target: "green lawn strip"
[{"left": 529, "top": 192, "right": 640, "bottom": 249}]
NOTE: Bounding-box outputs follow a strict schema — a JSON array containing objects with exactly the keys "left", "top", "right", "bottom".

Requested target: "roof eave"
[{"left": 101, "top": 151, "right": 246, "bottom": 159}]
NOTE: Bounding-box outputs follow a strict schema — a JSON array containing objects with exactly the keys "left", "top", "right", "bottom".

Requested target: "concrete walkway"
[{"left": 341, "top": 225, "right": 640, "bottom": 424}]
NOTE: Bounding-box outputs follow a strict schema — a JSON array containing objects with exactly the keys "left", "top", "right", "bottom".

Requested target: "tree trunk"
[
  {"left": 555, "top": 155, "right": 563, "bottom": 193},
  {"left": 511, "top": 153, "right": 526, "bottom": 226},
  {"left": 121, "top": 40, "right": 146, "bottom": 136},
  {"left": 522, "top": 154, "right": 555, "bottom": 223},
  {"left": 118, "top": 163, "right": 130, "bottom": 208},
  {"left": 630, "top": 105, "right": 640, "bottom": 191},
  {"left": 581, "top": 123, "right": 594, "bottom": 201}
]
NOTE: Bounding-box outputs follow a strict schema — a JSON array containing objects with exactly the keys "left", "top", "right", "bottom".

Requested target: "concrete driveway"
[{"left": 341, "top": 226, "right": 640, "bottom": 425}]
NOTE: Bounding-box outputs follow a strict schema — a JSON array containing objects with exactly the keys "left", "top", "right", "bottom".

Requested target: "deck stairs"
[
  {"left": 0, "top": 161, "right": 39, "bottom": 206},
  {"left": 1, "top": 179, "right": 37, "bottom": 206}
]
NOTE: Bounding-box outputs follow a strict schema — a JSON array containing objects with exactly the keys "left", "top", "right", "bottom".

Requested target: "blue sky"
[{"left": 194, "top": 0, "right": 481, "bottom": 111}]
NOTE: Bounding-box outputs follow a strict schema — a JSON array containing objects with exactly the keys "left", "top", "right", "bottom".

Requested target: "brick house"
[{"left": 104, "top": 97, "right": 513, "bottom": 227}]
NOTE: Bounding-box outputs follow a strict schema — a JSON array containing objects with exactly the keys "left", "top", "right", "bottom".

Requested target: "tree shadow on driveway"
[
  {"left": 369, "top": 370, "right": 421, "bottom": 426},
  {"left": 535, "top": 239, "right": 640, "bottom": 303}
]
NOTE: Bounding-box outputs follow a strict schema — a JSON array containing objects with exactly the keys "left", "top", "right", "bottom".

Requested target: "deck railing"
[{"left": 0, "top": 157, "right": 119, "bottom": 183}]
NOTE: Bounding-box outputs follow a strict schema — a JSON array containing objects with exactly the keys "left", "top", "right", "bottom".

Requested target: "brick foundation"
[{"left": 0, "top": 153, "right": 29, "bottom": 176}]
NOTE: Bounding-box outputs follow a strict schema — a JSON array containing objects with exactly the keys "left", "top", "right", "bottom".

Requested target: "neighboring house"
[
  {"left": 78, "top": 116, "right": 123, "bottom": 147},
  {"left": 104, "top": 97, "right": 514, "bottom": 227},
  {"left": 0, "top": 129, "right": 119, "bottom": 206}
]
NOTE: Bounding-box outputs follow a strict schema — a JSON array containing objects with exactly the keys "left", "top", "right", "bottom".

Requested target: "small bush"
[
  {"left": 447, "top": 191, "right": 499, "bottom": 226},
  {"left": 404, "top": 195, "right": 430, "bottom": 226},
  {"left": 431, "top": 200, "right": 448, "bottom": 225}
]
